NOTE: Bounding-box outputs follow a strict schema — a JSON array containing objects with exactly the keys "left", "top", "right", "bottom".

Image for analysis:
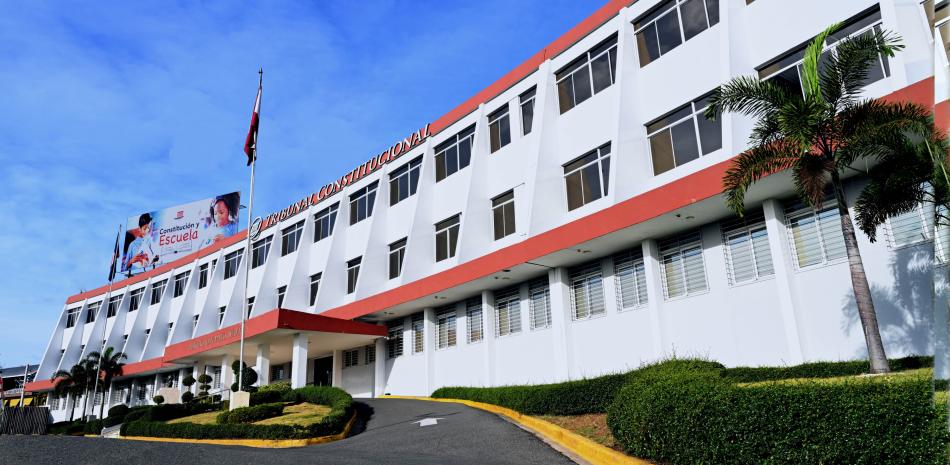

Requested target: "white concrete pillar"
[
  {"left": 373, "top": 337, "right": 386, "bottom": 397},
  {"left": 291, "top": 333, "right": 308, "bottom": 388},
  {"left": 255, "top": 344, "right": 271, "bottom": 386},
  {"left": 762, "top": 199, "right": 806, "bottom": 363},
  {"left": 177, "top": 368, "right": 186, "bottom": 393},
  {"left": 480, "top": 291, "right": 496, "bottom": 387},
  {"left": 642, "top": 239, "right": 668, "bottom": 359},
  {"left": 548, "top": 267, "right": 573, "bottom": 381},
  {"left": 423, "top": 307, "right": 436, "bottom": 394},
  {"left": 331, "top": 349, "right": 343, "bottom": 388},
  {"left": 221, "top": 355, "right": 234, "bottom": 397}
]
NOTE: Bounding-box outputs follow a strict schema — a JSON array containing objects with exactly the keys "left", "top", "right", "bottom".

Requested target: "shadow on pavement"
[{"left": 347, "top": 402, "right": 374, "bottom": 437}]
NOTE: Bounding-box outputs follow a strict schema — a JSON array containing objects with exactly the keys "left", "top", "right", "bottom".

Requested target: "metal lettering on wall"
[{"left": 250, "top": 123, "right": 431, "bottom": 239}]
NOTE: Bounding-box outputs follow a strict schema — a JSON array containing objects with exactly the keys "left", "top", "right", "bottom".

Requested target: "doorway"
[{"left": 313, "top": 356, "right": 332, "bottom": 386}]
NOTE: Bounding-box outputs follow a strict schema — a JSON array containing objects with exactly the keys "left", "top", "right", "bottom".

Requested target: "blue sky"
[{"left": 0, "top": 1, "right": 604, "bottom": 366}]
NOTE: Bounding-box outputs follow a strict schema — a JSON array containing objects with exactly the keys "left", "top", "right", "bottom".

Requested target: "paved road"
[{"left": 0, "top": 399, "right": 578, "bottom": 465}]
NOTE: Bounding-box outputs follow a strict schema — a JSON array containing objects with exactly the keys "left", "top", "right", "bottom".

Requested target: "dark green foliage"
[
  {"left": 230, "top": 360, "right": 258, "bottom": 392},
  {"left": 606, "top": 361, "right": 947, "bottom": 465},
  {"left": 181, "top": 391, "right": 195, "bottom": 403},
  {"left": 121, "top": 386, "right": 353, "bottom": 440},
  {"left": 182, "top": 375, "right": 196, "bottom": 388},
  {"left": 83, "top": 419, "right": 104, "bottom": 435},
  {"left": 142, "top": 402, "right": 222, "bottom": 422},
  {"left": 48, "top": 421, "right": 87, "bottom": 435},
  {"left": 217, "top": 403, "right": 284, "bottom": 424},
  {"left": 722, "top": 355, "right": 933, "bottom": 383},
  {"left": 107, "top": 404, "right": 129, "bottom": 418},
  {"left": 152, "top": 395, "right": 164, "bottom": 405},
  {"left": 250, "top": 389, "right": 284, "bottom": 406},
  {"left": 432, "top": 372, "right": 631, "bottom": 415}
]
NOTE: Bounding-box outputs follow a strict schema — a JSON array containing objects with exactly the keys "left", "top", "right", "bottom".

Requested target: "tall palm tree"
[
  {"left": 86, "top": 347, "right": 126, "bottom": 420},
  {"left": 51, "top": 362, "right": 91, "bottom": 422},
  {"left": 706, "top": 23, "right": 932, "bottom": 373}
]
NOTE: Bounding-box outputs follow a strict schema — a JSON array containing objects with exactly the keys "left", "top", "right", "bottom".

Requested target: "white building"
[{"left": 27, "top": 0, "right": 946, "bottom": 422}]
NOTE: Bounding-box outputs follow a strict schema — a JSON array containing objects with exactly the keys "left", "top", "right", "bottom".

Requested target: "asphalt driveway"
[{"left": 0, "top": 398, "right": 578, "bottom": 465}]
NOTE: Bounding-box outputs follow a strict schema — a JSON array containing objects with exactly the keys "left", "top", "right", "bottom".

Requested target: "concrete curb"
[
  {"left": 116, "top": 410, "right": 357, "bottom": 448},
  {"left": 381, "top": 396, "right": 651, "bottom": 465}
]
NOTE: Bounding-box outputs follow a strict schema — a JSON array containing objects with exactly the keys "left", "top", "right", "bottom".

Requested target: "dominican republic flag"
[
  {"left": 243, "top": 71, "right": 262, "bottom": 166},
  {"left": 108, "top": 228, "right": 120, "bottom": 282}
]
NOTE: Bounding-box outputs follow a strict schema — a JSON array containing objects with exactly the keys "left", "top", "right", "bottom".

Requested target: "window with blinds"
[
  {"left": 343, "top": 349, "right": 359, "bottom": 368},
  {"left": 411, "top": 313, "right": 424, "bottom": 353},
  {"left": 364, "top": 344, "right": 375, "bottom": 365},
  {"left": 387, "top": 322, "right": 403, "bottom": 358},
  {"left": 784, "top": 200, "right": 846, "bottom": 268},
  {"left": 614, "top": 249, "right": 647, "bottom": 311},
  {"left": 659, "top": 231, "right": 707, "bottom": 299},
  {"left": 528, "top": 278, "right": 551, "bottom": 330},
  {"left": 436, "top": 306, "right": 457, "bottom": 349},
  {"left": 570, "top": 262, "right": 605, "bottom": 319},
  {"left": 466, "top": 297, "right": 484, "bottom": 342},
  {"left": 494, "top": 287, "right": 522, "bottom": 336},
  {"left": 885, "top": 204, "right": 932, "bottom": 249},
  {"left": 721, "top": 214, "right": 774, "bottom": 285}
]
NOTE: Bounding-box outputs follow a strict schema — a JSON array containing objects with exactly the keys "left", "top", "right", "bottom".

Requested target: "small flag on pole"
[
  {"left": 108, "top": 227, "right": 121, "bottom": 282},
  {"left": 243, "top": 69, "right": 262, "bottom": 166}
]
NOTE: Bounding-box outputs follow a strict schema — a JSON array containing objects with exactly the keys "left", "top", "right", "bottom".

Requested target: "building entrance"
[{"left": 313, "top": 356, "right": 332, "bottom": 386}]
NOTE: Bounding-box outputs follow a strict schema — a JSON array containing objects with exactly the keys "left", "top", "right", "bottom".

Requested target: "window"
[
  {"left": 564, "top": 143, "right": 611, "bottom": 211},
  {"left": 389, "top": 238, "right": 407, "bottom": 279},
  {"left": 411, "top": 313, "right": 424, "bottom": 354},
  {"left": 343, "top": 349, "right": 359, "bottom": 368},
  {"left": 436, "top": 306, "right": 457, "bottom": 349},
  {"left": 520, "top": 87, "right": 536, "bottom": 135},
  {"left": 223, "top": 249, "right": 243, "bottom": 279},
  {"left": 271, "top": 366, "right": 286, "bottom": 382},
  {"left": 466, "top": 297, "right": 483, "bottom": 343},
  {"left": 614, "top": 249, "right": 648, "bottom": 311},
  {"left": 107, "top": 295, "right": 122, "bottom": 318},
  {"left": 349, "top": 182, "right": 379, "bottom": 225},
  {"left": 784, "top": 200, "right": 847, "bottom": 268},
  {"left": 556, "top": 35, "right": 618, "bottom": 113},
  {"left": 136, "top": 384, "right": 147, "bottom": 401},
  {"left": 494, "top": 287, "right": 522, "bottom": 337},
  {"left": 346, "top": 257, "right": 362, "bottom": 294},
  {"left": 281, "top": 221, "right": 305, "bottom": 256},
  {"left": 435, "top": 215, "right": 461, "bottom": 262},
  {"left": 198, "top": 263, "right": 209, "bottom": 289},
  {"left": 886, "top": 205, "right": 932, "bottom": 248},
  {"left": 721, "top": 214, "right": 775, "bottom": 285},
  {"left": 246, "top": 297, "right": 255, "bottom": 318},
  {"left": 435, "top": 125, "right": 475, "bottom": 182},
  {"left": 759, "top": 9, "right": 889, "bottom": 96},
  {"left": 659, "top": 231, "right": 708, "bottom": 298},
  {"left": 150, "top": 279, "right": 167, "bottom": 305},
  {"left": 488, "top": 104, "right": 511, "bottom": 153},
  {"left": 570, "top": 263, "right": 605, "bottom": 320},
  {"left": 310, "top": 273, "right": 322, "bottom": 306},
  {"left": 212, "top": 367, "right": 222, "bottom": 390},
  {"left": 314, "top": 203, "right": 339, "bottom": 242},
  {"left": 647, "top": 92, "right": 721, "bottom": 175},
  {"left": 634, "top": 0, "right": 719, "bottom": 67},
  {"left": 251, "top": 236, "right": 272, "bottom": 268},
  {"left": 218, "top": 306, "right": 226, "bottom": 324},
  {"left": 85, "top": 302, "right": 101, "bottom": 324},
  {"left": 129, "top": 288, "right": 144, "bottom": 311},
  {"left": 364, "top": 345, "right": 376, "bottom": 365},
  {"left": 173, "top": 271, "right": 189, "bottom": 297},
  {"left": 387, "top": 323, "right": 404, "bottom": 358},
  {"left": 492, "top": 191, "right": 516, "bottom": 240},
  {"left": 528, "top": 278, "right": 551, "bottom": 330},
  {"left": 934, "top": 0, "right": 950, "bottom": 63},
  {"left": 211, "top": 259, "right": 217, "bottom": 274},
  {"left": 65, "top": 307, "right": 81, "bottom": 328},
  {"left": 389, "top": 156, "right": 422, "bottom": 206},
  {"left": 277, "top": 286, "right": 287, "bottom": 308},
  {"left": 193, "top": 314, "right": 199, "bottom": 328}
]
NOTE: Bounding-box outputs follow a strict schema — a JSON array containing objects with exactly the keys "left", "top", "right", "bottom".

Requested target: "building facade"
[{"left": 27, "top": 0, "right": 946, "bottom": 422}]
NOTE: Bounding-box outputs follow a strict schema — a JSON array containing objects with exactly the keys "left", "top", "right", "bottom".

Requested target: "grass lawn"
[
  {"left": 738, "top": 367, "right": 933, "bottom": 387},
  {"left": 535, "top": 413, "right": 620, "bottom": 451},
  {"left": 165, "top": 402, "right": 331, "bottom": 427}
]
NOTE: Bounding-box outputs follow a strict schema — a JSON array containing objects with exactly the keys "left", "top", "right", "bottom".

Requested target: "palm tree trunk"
[
  {"left": 68, "top": 393, "right": 75, "bottom": 422},
  {"left": 831, "top": 171, "right": 890, "bottom": 373},
  {"left": 98, "top": 382, "right": 108, "bottom": 420}
]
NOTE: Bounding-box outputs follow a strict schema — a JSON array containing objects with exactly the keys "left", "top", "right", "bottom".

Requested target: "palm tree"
[
  {"left": 86, "top": 347, "right": 126, "bottom": 420},
  {"left": 706, "top": 23, "right": 933, "bottom": 373},
  {"left": 51, "top": 362, "right": 91, "bottom": 422}
]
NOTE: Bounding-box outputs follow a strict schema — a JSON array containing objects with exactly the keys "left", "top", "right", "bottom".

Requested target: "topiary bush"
[
  {"left": 107, "top": 404, "right": 129, "bottom": 418},
  {"left": 230, "top": 361, "right": 258, "bottom": 392},
  {"left": 217, "top": 402, "right": 284, "bottom": 424},
  {"left": 181, "top": 391, "right": 195, "bottom": 403},
  {"left": 250, "top": 389, "right": 283, "bottom": 406},
  {"left": 606, "top": 360, "right": 948, "bottom": 465},
  {"left": 197, "top": 374, "right": 212, "bottom": 397},
  {"left": 152, "top": 395, "right": 164, "bottom": 405}
]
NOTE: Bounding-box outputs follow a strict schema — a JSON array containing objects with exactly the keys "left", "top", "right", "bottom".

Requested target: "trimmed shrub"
[
  {"left": 231, "top": 360, "right": 258, "bottom": 392},
  {"left": 607, "top": 361, "right": 948, "bottom": 465},
  {"left": 107, "top": 404, "right": 130, "bottom": 418},
  {"left": 722, "top": 355, "right": 933, "bottom": 383},
  {"left": 83, "top": 419, "right": 104, "bottom": 435},
  {"left": 181, "top": 391, "right": 195, "bottom": 403},
  {"left": 217, "top": 403, "right": 284, "bottom": 424},
  {"left": 152, "top": 395, "right": 165, "bottom": 405},
  {"left": 250, "top": 389, "right": 283, "bottom": 406},
  {"left": 49, "top": 421, "right": 86, "bottom": 436},
  {"left": 258, "top": 381, "right": 291, "bottom": 394}
]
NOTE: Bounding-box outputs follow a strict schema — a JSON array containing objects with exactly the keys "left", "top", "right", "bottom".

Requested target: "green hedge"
[
  {"left": 83, "top": 419, "right": 104, "bottom": 435},
  {"left": 606, "top": 361, "right": 947, "bottom": 465},
  {"left": 217, "top": 403, "right": 284, "bottom": 424},
  {"left": 250, "top": 390, "right": 284, "bottom": 406},
  {"left": 49, "top": 421, "right": 87, "bottom": 436},
  {"left": 722, "top": 355, "right": 933, "bottom": 383},
  {"left": 432, "top": 372, "right": 631, "bottom": 415},
  {"left": 121, "top": 386, "right": 352, "bottom": 440}
]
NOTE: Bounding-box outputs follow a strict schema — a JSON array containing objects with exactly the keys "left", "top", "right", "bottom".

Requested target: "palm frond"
[
  {"left": 723, "top": 140, "right": 800, "bottom": 215},
  {"left": 820, "top": 28, "right": 903, "bottom": 109},
  {"left": 801, "top": 22, "right": 841, "bottom": 103},
  {"left": 854, "top": 157, "right": 928, "bottom": 241},
  {"left": 792, "top": 154, "right": 834, "bottom": 207},
  {"left": 838, "top": 100, "right": 934, "bottom": 166},
  {"left": 704, "top": 76, "right": 794, "bottom": 121}
]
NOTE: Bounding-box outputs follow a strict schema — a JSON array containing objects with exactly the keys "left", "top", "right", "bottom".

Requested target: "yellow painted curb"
[
  {"left": 118, "top": 410, "right": 357, "bottom": 449},
  {"left": 382, "top": 395, "right": 652, "bottom": 465}
]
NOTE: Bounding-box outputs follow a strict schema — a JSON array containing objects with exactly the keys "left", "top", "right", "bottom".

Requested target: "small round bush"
[
  {"left": 152, "top": 395, "right": 165, "bottom": 405},
  {"left": 181, "top": 391, "right": 195, "bottom": 403},
  {"left": 107, "top": 404, "right": 130, "bottom": 418}
]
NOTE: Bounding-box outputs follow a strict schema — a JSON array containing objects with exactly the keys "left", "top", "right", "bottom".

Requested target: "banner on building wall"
[{"left": 121, "top": 192, "right": 241, "bottom": 274}]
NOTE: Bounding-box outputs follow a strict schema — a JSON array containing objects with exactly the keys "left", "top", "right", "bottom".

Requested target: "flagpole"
[
  {"left": 87, "top": 223, "right": 122, "bottom": 420},
  {"left": 238, "top": 68, "right": 262, "bottom": 397}
]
